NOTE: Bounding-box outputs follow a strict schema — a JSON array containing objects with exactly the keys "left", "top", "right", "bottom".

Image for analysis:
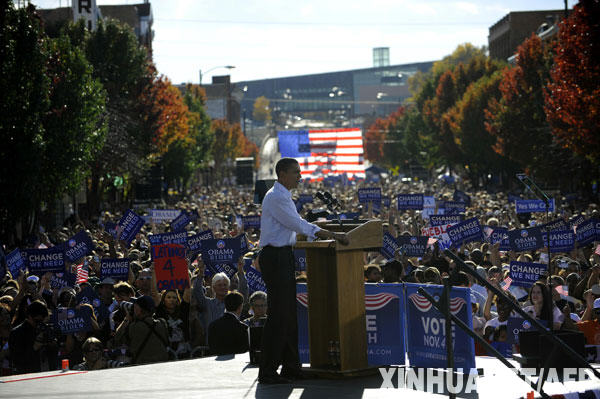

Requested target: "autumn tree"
[
  {"left": 364, "top": 107, "right": 404, "bottom": 167},
  {"left": 252, "top": 96, "right": 271, "bottom": 124},
  {"left": 544, "top": 0, "right": 600, "bottom": 165}
]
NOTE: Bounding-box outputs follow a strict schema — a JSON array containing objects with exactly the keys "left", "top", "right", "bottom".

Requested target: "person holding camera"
[
  {"left": 114, "top": 295, "right": 169, "bottom": 365},
  {"left": 9, "top": 300, "right": 58, "bottom": 374}
]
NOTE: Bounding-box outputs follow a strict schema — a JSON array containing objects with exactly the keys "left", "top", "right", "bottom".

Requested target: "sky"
[{"left": 30, "top": 0, "right": 571, "bottom": 84}]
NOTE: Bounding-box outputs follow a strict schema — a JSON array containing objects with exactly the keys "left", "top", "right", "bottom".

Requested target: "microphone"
[
  {"left": 323, "top": 191, "right": 340, "bottom": 209},
  {"left": 315, "top": 192, "right": 328, "bottom": 205}
]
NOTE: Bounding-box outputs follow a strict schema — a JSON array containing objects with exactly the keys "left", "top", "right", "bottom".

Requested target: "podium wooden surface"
[{"left": 295, "top": 219, "right": 383, "bottom": 374}]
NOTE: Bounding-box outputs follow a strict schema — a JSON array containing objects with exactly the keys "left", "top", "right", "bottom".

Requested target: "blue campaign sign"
[
  {"left": 296, "top": 283, "right": 406, "bottom": 366},
  {"left": 541, "top": 219, "right": 568, "bottom": 233},
  {"left": 52, "top": 306, "right": 93, "bottom": 335},
  {"left": 506, "top": 316, "right": 548, "bottom": 346},
  {"left": 380, "top": 232, "right": 399, "bottom": 260},
  {"left": 446, "top": 217, "right": 483, "bottom": 248},
  {"left": 24, "top": 247, "right": 65, "bottom": 274},
  {"left": 397, "top": 236, "right": 428, "bottom": 257},
  {"left": 298, "top": 194, "right": 314, "bottom": 205},
  {"left": 294, "top": 249, "right": 306, "bottom": 271},
  {"left": 405, "top": 283, "right": 475, "bottom": 370},
  {"left": 569, "top": 215, "right": 585, "bottom": 230},
  {"left": 509, "top": 261, "right": 547, "bottom": 288},
  {"left": 397, "top": 194, "right": 424, "bottom": 210},
  {"left": 243, "top": 261, "right": 266, "bottom": 295},
  {"left": 443, "top": 201, "right": 466, "bottom": 215},
  {"left": 453, "top": 189, "right": 471, "bottom": 206},
  {"left": 547, "top": 229, "right": 575, "bottom": 253},
  {"left": 64, "top": 231, "right": 94, "bottom": 262},
  {"left": 508, "top": 194, "right": 521, "bottom": 203},
  {"left": 149, "top": 231, "right": 188, "bottom": 247},
  {"left": 104, "top": 221, "right": 119, "bottom": 239},
  {"left": 118, "top": 209, "right": 145, "bottom": 245},
  {"left": 49, "top": 272, "right": 77, "bottom": 290},
  {"left": 185, "top": 230, "right": 214, "bottom": 253},
  {"left": 358, "top": 188, "right": 382, "bottom": 204},
  {"left": 100, "top": 258, "right": 130, "bottom": 281},
  {"left": 200, "top": 237, "right": 242, "bottom": 267},
  {"left": 208, "top": 263, "right": 238, "bottom": 279},
  {"left": 150, "top": 209, "right": 181, "bottom": 223},
  {"left": 430, "top": 215, "right": 462, "bottom": 227},
  {"left": 76, "top": 285, "right": 109, "bottom": 323},
  {"left": 382, "top": 196, "right": 391, "bottom": 208},
  {"left": 6, "top": 249, "right": 26, "bottom": 277},
  {"left": 241, "top": 215, "right": 261, "bottom": 230},
  {"left": 486, "top": 227, "right": 511, "bottom": 251},
  {"left": 515, "top": 199, "right": 555, "bottom": 214},
  {"left": 575, "top": 218, "right": 597, "bottom": 246},
  {"left": 508, "top": 227, "right": 544, "bottom": 252},
  {"left": 170, "top": 212, "right": 191, "bottom": 232},
  {"left": 326, "top": 212, "right": 360, "bottom": 220}
]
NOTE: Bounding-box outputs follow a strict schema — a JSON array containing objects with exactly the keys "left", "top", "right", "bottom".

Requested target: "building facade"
[{"left": 488, "top": 9, "right": 567, "bottom": 61}]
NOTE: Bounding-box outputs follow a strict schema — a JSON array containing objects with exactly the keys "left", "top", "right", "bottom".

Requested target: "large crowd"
[{"left": 1, "top": 176, "right": 599, "bottom": 376}]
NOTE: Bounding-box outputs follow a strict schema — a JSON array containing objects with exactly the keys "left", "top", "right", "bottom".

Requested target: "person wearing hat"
[{"left": 114, "top": 295, "right": 168, "bottom": 365}]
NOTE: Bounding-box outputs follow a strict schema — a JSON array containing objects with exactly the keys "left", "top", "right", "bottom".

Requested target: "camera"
[{"left": 119, "top": 301, "right": 134, "bottom": 315}]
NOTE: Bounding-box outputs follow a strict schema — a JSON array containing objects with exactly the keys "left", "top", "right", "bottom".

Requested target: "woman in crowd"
[
  {"left": 154, "top": 288, "right": 192, "bottom": 360},
  {"left": 523, "top": 281, "right": 564, "bottom": 330}
]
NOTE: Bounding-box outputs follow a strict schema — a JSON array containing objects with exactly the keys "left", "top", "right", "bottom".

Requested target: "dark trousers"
[{"left": 258, "top": 246, "right": 300, "bottom": 378}]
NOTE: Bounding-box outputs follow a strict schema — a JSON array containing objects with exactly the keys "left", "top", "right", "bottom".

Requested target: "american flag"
[
  {"left": 500, "top": 276, "right": 512, "bottom": 291},
  {"left": 76, "top": 260, "right": 89, "bottom": 284},
  {"left": 278, "top": 128, "right": 365, "bottom": 180}
]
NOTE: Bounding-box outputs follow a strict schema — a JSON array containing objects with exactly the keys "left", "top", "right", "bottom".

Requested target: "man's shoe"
[
  {"left": 280, "top": 370, "right": 311, "bottom": 380},
  {"left": 258, "top": 375, "right": 293, "bottom": 384}
]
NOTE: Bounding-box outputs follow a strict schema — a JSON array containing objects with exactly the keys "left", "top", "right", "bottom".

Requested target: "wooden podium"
[{"left": 295, "top": 219, "right": 383, "bottom": 374}]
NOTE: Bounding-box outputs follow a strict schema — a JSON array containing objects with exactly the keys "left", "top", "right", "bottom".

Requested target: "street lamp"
[{"left": 199, "top": 65, "right": 235, "bottom": 84}]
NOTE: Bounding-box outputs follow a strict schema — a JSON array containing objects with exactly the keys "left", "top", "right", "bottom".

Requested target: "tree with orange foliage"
[
  {"left": 544, "top": 0, "right": 600, "bottom": 165},
  {"left": 365, "top": 107, "right": 404, "bottom": 166},
  {"left": 212, "top": 119, "right": 259, "bottom": 177}
]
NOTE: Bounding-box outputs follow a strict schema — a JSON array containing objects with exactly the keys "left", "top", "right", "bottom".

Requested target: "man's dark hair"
[
  {"left": 452, "top": 271, "right": 470, "bottom": 287},
  {"left": 224, "top": 291, "right": 244, "bottom": 312},
  {"left": 275, "top": 158, "right": 299, "bottom": 178},
  {"left": 26, "top": 300, "right": 48, "bottom": 319}
]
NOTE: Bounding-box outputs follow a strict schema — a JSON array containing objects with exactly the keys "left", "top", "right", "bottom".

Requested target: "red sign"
[{"left": 153, "top": 244, "right": 190, "bottom": 290}]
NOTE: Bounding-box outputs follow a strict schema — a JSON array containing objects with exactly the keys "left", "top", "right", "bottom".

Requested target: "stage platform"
[{"left": 1, "top": 355, "right": 599, "bottom": 399}]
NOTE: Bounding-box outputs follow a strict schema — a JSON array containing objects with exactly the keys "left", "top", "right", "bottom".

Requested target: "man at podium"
[{"left": 258, "top": 158, "right": 348, "bottom": 384}]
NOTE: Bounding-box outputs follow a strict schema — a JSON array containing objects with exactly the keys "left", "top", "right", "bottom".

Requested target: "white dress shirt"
[{"left": 259, "top": 181, "right": 320, "bottom": 247}]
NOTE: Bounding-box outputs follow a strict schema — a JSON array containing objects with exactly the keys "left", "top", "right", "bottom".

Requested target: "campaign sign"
[
  {"left": 453, "top": 189, "right": 471, "bottom": 206},
  {"left": 446, "top": 217, "right": 483, "bottom": 248},
  {"left": 64, "top": 231, "right": 94, "bottom": 262},
  {"left": 24, "top": 247, "right": 65, "bottom": 273},
  {"left": 201, "top": 237, "right": 242, "bottom": 267},
  {"left": 49, "top": 272, "right": 77, "bottom": 290},
  {"left": 443, "top": 201, "right": 466, "bottom": 215},
  {"left": 358, "top": 188, "right": 382, "bottom": 204},
  {"left": 298, "top": 194, "right": 314, "bottom": 205},
  {"left": 508, "top": 227, "right": 544, "bottom": 252},
  {"left": 104, "top": 221, "right": 119, "bottom": 239},
  {"left": 569, "top": 215, "right": 585, "bottom": 230},
  {"left": 509, "top": 261, "right": 547, "bottom": 288},
  {"left": 52, "top": 306, "right": 93, "bottom": 335},
  {"left": 547, "top": 230, "right": 575, "bottom": 253},
  {"left": 380, "top": 232, "right": 399, "bottom": 260},
  {"left": 296, "top": 283, "right": 406, "bottom": 366},
  {"left": 405, "top": 283, "right": 475, "bottom": 370},
  {"left": 326, "top": 212, "right": 360, "bottom": 221},
  {"left": 170, "top": 212, "right": 191, "bottom": 232},
  {"left": 118, "top": 209, "right": 145, "bottom": 245},
  {"left": 243, "top": 261, "right": 266, "bottom": 295},
  {"left": 294, "top": 249, "right": 306, "bottom": 271},
  {"left": 149, "top": 231, "right": 188, "bottom": 247},
  {"left": 242, "top": 215, "right": 261, "bottom": 230},
  {"left": 508, "top": 194, "right": 521, "bottom": 203},
  {"left": 397, "top": 236, "right": 428, "bottom": 257},
  {"left": 382, "top": 196, "right": 391, "bottom": 208},
  {"left": 541, "top": 219, "right": 568, "bottom": 233},
  {"left": 397, "top": 194, "right": 424, "bottom": 210},
  {"left": 185, "top": 230, "right": 214, "bottom": 253},
  {"left": 150, "top": 209, "right": 181, "bottom": 223},
  {"left": 507, "top": 316, "right": 548, "bottom": 346},
  {"left": 207, "top": 263, "right": 238, "bottom": 279},
  {"left": 421, "top": 196, "right": 437, "bottom": 220},
  {"left": 153, "top": 244, "right": 190, "bottom": 291},
  {"left": 486, "top": 227, "right": 511, "bottom": 251},
  {"left": 6, "top": 249, "right": 26, "bottom": 277},
  {"left": 430, "top": 215, "right": 462, "bottom": 227},
  {"left": 515, "top": 199, "right": 555, "bottom": 214},
  {"left": 100, "top": 258, "right": 130, "bottom": 281},
  {"left": 421, "top": 224, "right": 455, "bottom": 250},
  {"left": 575, "top": 218, "right": 597, "bottom": 246},
  {"left": 76, "top": 285, "right": 109, "bottom": 323}
]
